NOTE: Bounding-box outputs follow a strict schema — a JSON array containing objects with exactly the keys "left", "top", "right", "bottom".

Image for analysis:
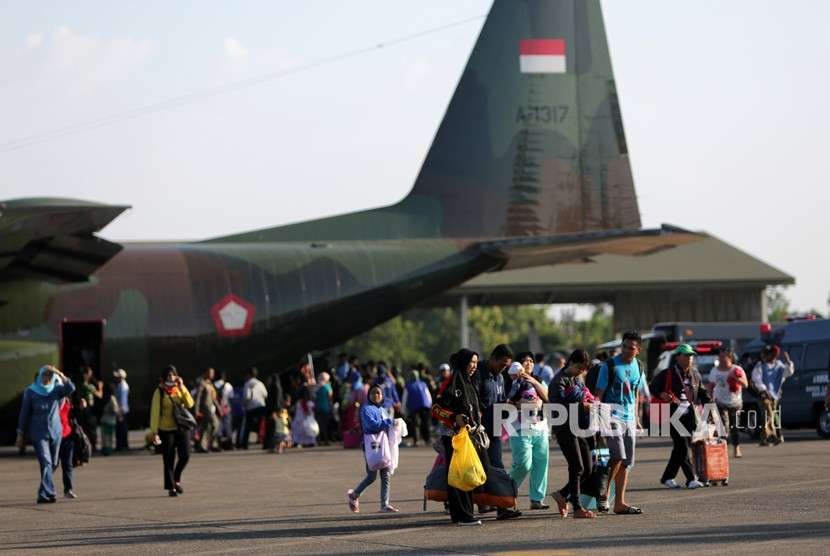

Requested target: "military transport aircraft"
[{"left": 0, "top": 0, "right": 700, "bottom": 437}]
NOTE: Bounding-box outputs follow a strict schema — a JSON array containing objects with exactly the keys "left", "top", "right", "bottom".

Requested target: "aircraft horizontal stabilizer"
[
  {"left": 479, "top": 224, "right": 704, "bottom": 271},
  {"left": 0, "top": 198, "right": 129, "bottom": 283}
]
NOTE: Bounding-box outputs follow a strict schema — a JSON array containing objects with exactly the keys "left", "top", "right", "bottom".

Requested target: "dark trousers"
[
  {"left": 486, "top": 434, "right": 503, "bottom": 469},
  {"left": 554, "top": 428, "right": 591, "bottom": 510},
  {"left": 59, "top": 436, "right": 74, "bottom": 493},
  {"left": 159, "top": 429, "right": 190, "bottom": 490},
  {"left": 661, "top": 422, "right": 695, "bottom": 484},
  {"left": 82, "top": 410, "right": 98, "bottom": 451},
  {"left": 442, "top": 435, "right": 475, "bottom": 523},
  {"left": 315, "top": 410, "right": 333, "bottom": 443},
  {"left": 116, "top": 415, "right": 129, "bottom": 451},
  {"left": 717, "top": 405, "right": 741, "bottom": 447},
  {"left": 239, "top": 407, "right": 266, "bottom": 448},
  {"left": 263, "top": 412, "right": 276, "bottom": 450},
  {"left": 409, "top": 408, "right": 431, "bottom": 445}
]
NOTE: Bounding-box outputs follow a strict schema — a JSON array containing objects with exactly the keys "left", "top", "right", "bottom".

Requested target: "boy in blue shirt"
[{"left": 594, "top": 331, "right": 643, "bottom": 515}]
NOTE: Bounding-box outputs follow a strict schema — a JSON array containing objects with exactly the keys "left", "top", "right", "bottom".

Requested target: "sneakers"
[
  {"left": 64, "top": 490, "right": 77, "bottom": 499},
  {"left": 36, "top": 496, "right": 56, "bottom": 504},
  {"left": 529, "top": 500, "right": 550, "bottom": 510},
  {"left": 662, "top": 479, "right": 681, "bottom": 489},
  {"left": 346, "top": 489, "right": 359, "bottom": 513},
  {"left": 380, "top": 505, "right": 399, "bottom": 513},
  {"left": 496, "top": 508, "right": 522, "bottom": 520},
  {"left": 458, "top": 519, "right": 483, "bottom": 526},
  {"left": 687, "top": 480, "right": 704, "bottom": 489}
]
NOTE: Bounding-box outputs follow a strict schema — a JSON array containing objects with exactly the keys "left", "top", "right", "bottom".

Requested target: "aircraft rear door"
[{"left": 60, "top": 320, "right": 104, "bottom": 378}]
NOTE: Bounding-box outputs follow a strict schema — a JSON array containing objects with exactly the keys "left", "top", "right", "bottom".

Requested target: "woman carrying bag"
[
  {"left": 346, "top": 385, "right": 399, "bottom": 513},
  {"left": 150, "top": 364, "right": 195, "bottom": 497},
  {"left": 431, "top": 349, "right": 482, "bottom": 525}
]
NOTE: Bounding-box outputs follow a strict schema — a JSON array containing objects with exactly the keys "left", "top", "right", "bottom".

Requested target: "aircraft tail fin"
[{"left": 210, "top": 0, "right": 639, "bottom": 243}]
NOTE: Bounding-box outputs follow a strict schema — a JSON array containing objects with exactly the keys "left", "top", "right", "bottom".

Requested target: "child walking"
[
  {"left": 346, "top": 385, "right": 398, "bottom": 513},
  {"left": 272, "top": 408, "right": 290, "bottom": 454}
]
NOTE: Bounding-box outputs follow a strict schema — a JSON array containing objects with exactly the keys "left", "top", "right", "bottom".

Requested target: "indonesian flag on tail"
[{"left": 519, "top": 39, "right": 566, "bottom": 74}]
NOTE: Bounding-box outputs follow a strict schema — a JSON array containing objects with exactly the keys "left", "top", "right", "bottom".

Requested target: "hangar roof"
[{"left": 435, "top": 235, "right": 794, "bottom": 306}]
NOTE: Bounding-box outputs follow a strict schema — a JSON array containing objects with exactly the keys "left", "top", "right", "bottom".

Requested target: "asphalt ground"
[{"left": 1, "top": 430, "right": 828, "bottom": 555}]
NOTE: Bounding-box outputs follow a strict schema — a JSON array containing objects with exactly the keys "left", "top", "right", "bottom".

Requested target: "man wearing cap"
[
  {"left": 112, "top": 369, "right": 130, "bottom": 451},
  {"left": 751, "top": 345, "right": 795, "bottom": 445},
  {"left": 652, "top": 344, "right": 709, "bottom": 489}
]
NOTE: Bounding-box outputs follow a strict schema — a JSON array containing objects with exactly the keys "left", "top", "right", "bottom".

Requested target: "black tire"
[{"left": 817, "top": 409, "right": 830, "bottom": 439}]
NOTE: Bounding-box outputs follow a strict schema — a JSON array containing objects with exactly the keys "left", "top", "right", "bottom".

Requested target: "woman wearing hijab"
[
  {"left": 432, "top": 348, "right": 486, "bottom": 526},
  {"left": 16, "top": 365, "right": 76, "bottom": 503},
  {"left": 346, "top": 385, "right": 399, "bottom": 513},
  {"left": 150, "top": 364, "right": 194, "bottom": 497}
]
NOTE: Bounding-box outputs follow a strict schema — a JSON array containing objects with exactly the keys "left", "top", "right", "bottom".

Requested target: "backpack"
[{"left": 585, "top": 357, "right": 641, "bottom": 402}]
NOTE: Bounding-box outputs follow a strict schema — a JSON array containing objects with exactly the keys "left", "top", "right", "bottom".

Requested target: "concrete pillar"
[{"left": 459, "top": 295, "right": 469, "bottom": 348}]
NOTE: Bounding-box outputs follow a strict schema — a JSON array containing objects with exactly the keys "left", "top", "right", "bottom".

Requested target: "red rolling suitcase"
[{"left": 694, "top": 438, "right": 730, "bottom": 486}]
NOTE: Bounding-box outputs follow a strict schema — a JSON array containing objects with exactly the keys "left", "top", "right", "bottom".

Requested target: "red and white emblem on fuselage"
[{"left": 210, "top": 293, "right": 255, "bottom": 337}]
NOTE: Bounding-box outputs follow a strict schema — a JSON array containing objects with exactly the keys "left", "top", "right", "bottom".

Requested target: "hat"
[
  {"left": 438, "top": 363, "right": 450, "bottom": 372},
  {"left": 508, "top": 362, "right": 524, "bottom": 376},
  {"left": 673, "top": 344, "right": 696, "bottom": 356},
  {"left": 113, "top": 369, "right": 127, "bottom": 379}
]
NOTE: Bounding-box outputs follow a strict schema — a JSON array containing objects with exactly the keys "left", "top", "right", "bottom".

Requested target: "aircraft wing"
[
  {"left": 479, "top": 224, "right": 703, "bottom": 271},
  {"left": 0, "top": 198, "right": 129, "bottom": 283}
]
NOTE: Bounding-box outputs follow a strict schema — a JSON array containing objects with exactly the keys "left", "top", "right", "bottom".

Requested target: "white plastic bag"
[
  {"left": 364, "top": 431, "right": 392, "bottom": 471},
  {"left": 394, "top": 417, "right": 409, "bottom": 438}
]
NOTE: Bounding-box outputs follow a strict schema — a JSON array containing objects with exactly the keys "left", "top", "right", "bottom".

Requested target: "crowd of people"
[{"left": 15, "top": 336, "right": 813, "bottom": 516}]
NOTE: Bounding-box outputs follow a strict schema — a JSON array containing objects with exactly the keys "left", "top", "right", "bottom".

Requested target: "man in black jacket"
[{"left": 651, "top": 344, "right": 709, "bottom": 489}]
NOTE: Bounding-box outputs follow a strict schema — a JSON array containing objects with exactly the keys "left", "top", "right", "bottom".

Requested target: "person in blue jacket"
[
  {"left": 346, "top": 385, "right": 398, "bottom": 513},
  {"left": 16, "top": 365, "right": 76, "bottom": 504}
]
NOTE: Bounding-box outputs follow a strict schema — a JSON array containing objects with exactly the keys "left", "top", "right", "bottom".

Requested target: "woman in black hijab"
[{"left": 433, "top": 348, "right": 483, "bottom": 526}]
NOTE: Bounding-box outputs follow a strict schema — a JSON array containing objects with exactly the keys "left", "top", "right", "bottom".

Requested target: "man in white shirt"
[
  {"left": 213, "top": 371, "right": 235, "bottom": 447},
  {"left": 751, "top": 345, "right": 795, "bottom": 446},
  {"left": 239, "top": 367, "right": 268, "bottom": 449}
]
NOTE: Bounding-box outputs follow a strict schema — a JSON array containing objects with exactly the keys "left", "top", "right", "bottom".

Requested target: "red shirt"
[{"left": 59, "top": 399, "right": 73, "bottom": 439}]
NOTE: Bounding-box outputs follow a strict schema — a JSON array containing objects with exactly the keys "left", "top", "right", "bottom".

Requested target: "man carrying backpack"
[{"left": 593, "top": 331, "right": 643, "bottom": 515}]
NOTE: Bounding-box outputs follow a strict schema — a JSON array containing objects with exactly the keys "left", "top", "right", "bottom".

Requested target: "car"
[{"left": 742, "top": 318, "right": 830, "bottom": 438}]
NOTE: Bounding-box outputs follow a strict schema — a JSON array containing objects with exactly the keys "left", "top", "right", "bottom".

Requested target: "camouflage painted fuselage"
[{"left": 0, "top": 239, "right": 505, "bottom": 432}]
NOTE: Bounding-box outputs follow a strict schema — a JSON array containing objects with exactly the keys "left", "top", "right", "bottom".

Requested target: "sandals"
[
  {"left": 573, "top": 508, "right": 595, "bottom": 519},
  {"left": 613, "top": 505, "right": 643, "bottom": 515},
  {"left": 596, "top": 496, "right": 610, "bottom": 514},
  {"left": 550, "top": 491, "right": 569, "bottom": 518}
]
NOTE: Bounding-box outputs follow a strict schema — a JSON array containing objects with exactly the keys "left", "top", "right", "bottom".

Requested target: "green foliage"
[
  {"left": 333, "top": 304, "right": 614, "bottom": 370},
  {"left": 767, "top": 286, "right": 791, "bottom": 323}
]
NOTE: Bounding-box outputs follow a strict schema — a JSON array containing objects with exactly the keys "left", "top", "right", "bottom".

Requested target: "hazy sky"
[{"left": 1, "top": 1, "right": 828, "bottom": 313}]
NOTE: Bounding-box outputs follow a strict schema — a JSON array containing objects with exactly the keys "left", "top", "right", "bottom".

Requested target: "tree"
[
  {"left": 330, "top": 303, "right": 614, "bottom": 371},
  {"left": 766, "top": 286, "right": 791, "bottom": 323}
]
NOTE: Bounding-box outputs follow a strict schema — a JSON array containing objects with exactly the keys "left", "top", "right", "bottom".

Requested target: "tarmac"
[{"left": 1, "top": 430, "right": 829, "bottom": 555}]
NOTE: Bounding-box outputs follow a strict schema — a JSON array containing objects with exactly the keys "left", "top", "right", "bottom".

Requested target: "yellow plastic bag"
[{"left": 448, "top": 427, "right": 487, "bottom": 491}]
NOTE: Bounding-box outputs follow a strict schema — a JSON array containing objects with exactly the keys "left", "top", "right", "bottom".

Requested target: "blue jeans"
[
  {"left": 353, "top": 463, "right": 390, "bottom": 509},
  {"left": 59, "top": 436, "right": 74, "bottom": 493},
  {"left": 34, "top": 436, "right": 60, "bottom": 499}
]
